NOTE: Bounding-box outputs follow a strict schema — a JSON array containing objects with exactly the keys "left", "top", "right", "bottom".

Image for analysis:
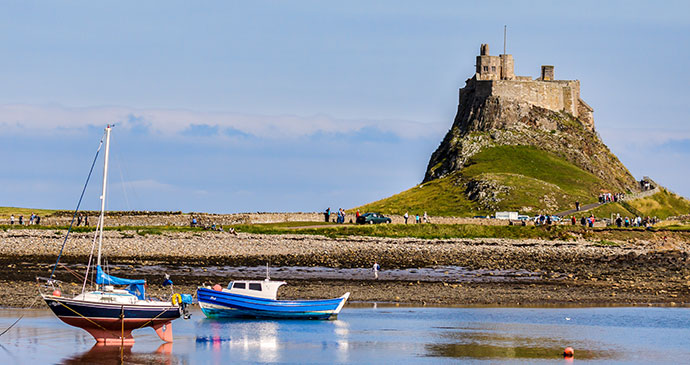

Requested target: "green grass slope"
[
  {"left": 0, "top": 207, "right": 57, "bottom": 219},
  {"left": 354, "top": 145, "right": 618, "bottom": 216},
  {"left": 624, "top": 189, "right": 690, "bottom": 219}
]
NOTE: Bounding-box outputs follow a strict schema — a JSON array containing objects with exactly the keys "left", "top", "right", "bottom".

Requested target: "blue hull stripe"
[
  {"left": 44, "top": 298, "right": 180, "bottom": 321},
  {"left": 197, "top": 287, "right": 346, "bottom": 318}
]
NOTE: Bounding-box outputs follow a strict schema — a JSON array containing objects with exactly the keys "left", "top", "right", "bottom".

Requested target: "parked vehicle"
[{"left": 356, "top": 213, "right": 392, "bottom": 224}]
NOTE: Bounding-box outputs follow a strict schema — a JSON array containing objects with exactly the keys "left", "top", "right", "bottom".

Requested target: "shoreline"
[{"left": 1, "top": 229, "right": 689, "bottom": 308}]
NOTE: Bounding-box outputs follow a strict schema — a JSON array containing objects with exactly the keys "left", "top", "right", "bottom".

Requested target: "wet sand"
[{"left": 1, "top": 229, "right": 689, "bottom": 307}]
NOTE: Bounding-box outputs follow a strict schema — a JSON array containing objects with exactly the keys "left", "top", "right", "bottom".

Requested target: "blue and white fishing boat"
[{"left": 197, "top": 277, "right": 349, "bottom": 320}]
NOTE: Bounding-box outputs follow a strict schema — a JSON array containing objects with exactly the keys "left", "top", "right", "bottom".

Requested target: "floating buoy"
[
  {"left": 212, "top": 284, "right": 222, "bottom": 291},
  {"left": 52, "top": 290, "right": 61, "bottom": 297},
  {"left": 563, "top": 347, "right": 574, "bottom": 357}
]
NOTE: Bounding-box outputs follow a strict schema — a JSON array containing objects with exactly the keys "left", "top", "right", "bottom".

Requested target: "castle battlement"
[{"left": 470, "top": 44, "right": 594, "bottom": 129}]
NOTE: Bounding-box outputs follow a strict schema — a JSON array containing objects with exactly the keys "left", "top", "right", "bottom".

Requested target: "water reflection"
[
  {"left": 195, "top": 320, "right": 280, "bottom": 363},
  {"left": 60, "top": 343, "right": 176, "bottom": 365},
  {"left": 426, "top": 326, "right": 618, "bottom": 360},
  {"left": 4, "top": 307, "right": 690, "bottom": 363}
]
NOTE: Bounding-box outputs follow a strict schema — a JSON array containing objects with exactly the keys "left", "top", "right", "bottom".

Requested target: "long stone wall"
[
  {"left": 475, "top": 79, "right": 581, "bottom": 119},
  {"left": 32, "top": 212, "right": 518, "bottom": 227}
]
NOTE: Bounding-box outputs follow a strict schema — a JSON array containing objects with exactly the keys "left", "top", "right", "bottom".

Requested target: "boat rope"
[
  {"left": 55, "top": 300, "right": 121, "bottom": 339},
  {"left": 133, "top": 306, "right": 173, "bottom": 330},
  {"left": 0, "top": 296, "right": 40, "bottom": 338},
  {"left": 56, "top": 262, "right": 91, "bottom": 284},
  {"left": 82, "top": 214, "right": 103, "bottom": 293},
  {"left": 49, "top": 132, "right": 105, "bottom": 281}
]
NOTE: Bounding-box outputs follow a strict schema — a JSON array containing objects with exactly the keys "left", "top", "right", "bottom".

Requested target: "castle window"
[
  {"left": 483, "top": 66, "right": 488, "bottom": 72},
  {"left": 491, "top": 66, "right": 496, "bottom": 72}
]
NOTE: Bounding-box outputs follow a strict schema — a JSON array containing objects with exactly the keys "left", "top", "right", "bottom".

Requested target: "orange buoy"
[
  {"left": 212, "top": 284, "right": 222, "bottom": 291},
  {"left": 563, "top": 347, "right": 574, "bottom": 357},
  {"left": 52, "top": 290, "right": 61, "bottom": 297}
]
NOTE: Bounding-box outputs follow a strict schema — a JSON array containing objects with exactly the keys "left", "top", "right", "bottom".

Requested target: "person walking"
[
  {"left": 415, "top": 214, "right": 420, "bottom": 224},
  {"left": 29, "top": 213, "right": 35, "bottom": 225},
  {"left": 10, "top": 214, "right": 14, "bottom": 225},
  {"left": 373, "top": 262, "right": 381, "bottom": 280},
  {"left": 35, "top": 215, "right": 41, "bottom": 225},
  {"left": 84, "top": 215, "right": 89, "bottom": 226},
  {"left": 423, "top": 211, "right": 428, "bottom": 223},
  {"left": 77, "top": 214, "right": 83, "bottom": 226},
  {"left": 575, "top": 201, "right": 580, "bottom": 211},
  {"left": 324, "top": 208, "right": 330, "bottom": 223},
  {"left": 18, "top": 215, "right": 23, "bottom": 225},
  {"left": 404, "top": 211, "right": 409, "bottom": 224}
]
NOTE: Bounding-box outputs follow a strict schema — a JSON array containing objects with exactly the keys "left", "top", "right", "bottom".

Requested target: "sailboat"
[{"left": 40, "top": 124, "right": 189, "bottom": 345}]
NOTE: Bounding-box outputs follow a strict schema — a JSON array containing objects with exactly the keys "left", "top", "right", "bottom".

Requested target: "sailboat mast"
[{"left": 96, "top": 125, "right": 111, "bottom": 268}]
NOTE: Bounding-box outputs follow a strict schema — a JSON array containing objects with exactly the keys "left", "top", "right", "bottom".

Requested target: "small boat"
[
  {"left": 197, "top": 277, "right": 349, "bottom": 320},
  {"left": 40, "top": 125, "right": 190, "bottom": 345}
]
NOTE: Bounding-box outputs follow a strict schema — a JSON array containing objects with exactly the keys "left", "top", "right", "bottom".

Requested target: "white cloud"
[
  {"left": 599, "top": 127, "right": 690, "bottom": 148},
  {"left": 0, "top": 103, "right": 444, "bottom": 140}
]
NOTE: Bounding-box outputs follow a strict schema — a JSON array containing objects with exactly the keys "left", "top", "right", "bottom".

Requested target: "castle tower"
[
  {"left": 476, "top": 43, "right": 514, "bottom": 81},
  {"left": 540, "top": 65, "right": 554, "bottom": 81}
]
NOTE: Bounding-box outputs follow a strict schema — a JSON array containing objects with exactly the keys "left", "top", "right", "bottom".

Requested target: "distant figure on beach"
[
  {"left": 29, "top": 213, "right": 35, "bottom": 225},
  {"left": 404, "top": 211, "right": 409, "bottom": 224},
  {"left": 571, "top": 216, "right": 576, "bottom": 225},
  {"left": 575, "top": 201, "right": 580, "bottom": 211},
  {"left": 36, "top": 215, "right": 41, "bottom": 225},
  {"left": 415, "top": 214, "right": 420, "bottom": 224},
  {"left": 373, "top": 262, "right": 380, "bottom": 280},
  {"left": 84, "top": 216, "right": 89, "bottom": 226},
  {"left": 77, "top": 214, "right": 82, "bottom": 226},
  {"left": 191, "top": 217, "right": 197, "bottom": 227},
  {"left": 228, "top": 227, "right": 237, "bottom": 235},
  {"left": 423, "top": 211, "right": 428, "bottom": 223},
  {"left": 18, "top": 215, "right": 23, "bottom": 225},
  {"left": 10, "top": 215, "right": 14, "bottom": 225},
  {"left": 356, "top": 210, "right": 360, "bottom": 220},
  {"left": 580, "top": 216, "right": 586, "bottom": 226},
  {"left": 324, "top": 208, "right": 330, "bottom": 223}
]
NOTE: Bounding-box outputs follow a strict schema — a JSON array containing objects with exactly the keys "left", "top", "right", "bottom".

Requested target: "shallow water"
[
  {"left": 64, "top": 264, "right": 549, "bottom": 282},
  {"left": 1, "top": 306, "right": 689, "bottom": 364}
]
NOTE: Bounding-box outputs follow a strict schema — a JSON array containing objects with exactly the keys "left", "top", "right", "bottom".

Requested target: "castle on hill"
[{"left": 466, "top": 43, "right": 594, "bottom": 129}]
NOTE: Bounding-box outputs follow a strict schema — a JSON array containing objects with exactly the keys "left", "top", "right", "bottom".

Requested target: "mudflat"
[{"left": 1, "top": 229, "right": 688, "bottom": 308}]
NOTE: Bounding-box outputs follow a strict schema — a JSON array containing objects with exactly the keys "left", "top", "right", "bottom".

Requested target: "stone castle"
[{"left": 467, "top": 43, "right": 594, "bottom": 129}]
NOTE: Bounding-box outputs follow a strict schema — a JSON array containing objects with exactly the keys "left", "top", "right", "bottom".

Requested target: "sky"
[{"left": 1, "top": 1, "right": 689, "bottom": 213}]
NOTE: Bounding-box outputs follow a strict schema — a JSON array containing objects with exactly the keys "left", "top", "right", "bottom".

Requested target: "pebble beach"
[{"left": 1, "top": 229, "right": 689, "bottom": 308}]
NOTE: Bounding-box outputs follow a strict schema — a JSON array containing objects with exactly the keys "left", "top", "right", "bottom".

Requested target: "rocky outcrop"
[{"left": 424, "top": 77, "right": 638, "bottom": 193}]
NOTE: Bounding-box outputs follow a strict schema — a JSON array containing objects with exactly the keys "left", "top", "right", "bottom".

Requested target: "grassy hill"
[{"left": 354, "top": 145, "right": 616, "bottom": 216}]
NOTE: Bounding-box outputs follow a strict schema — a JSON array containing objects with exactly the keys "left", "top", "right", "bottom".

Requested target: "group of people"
[
  {"left": 534, "top": 214, "right": 555, "bottom": 225},
  {"left": 403, "top": 211, "right": 428, "bottom": 224},
  {"left": 76, "top": 214, "right": 89, "bottom": 226},
  {"left": 570, "top": 215, "right": 596, "bottom": 227},
  {"left": 190, "top": 216, "right": 237, "bottom": 235},
  {"left": 8, "top": 213, "right": 41, "bottom": 225},
  {"left": 613, "top": 215, "right": 657, "bottom": 228},
  {"left": 598, "top": 192, "right": 626, "bottom": 204},
  {"left": 640, "top": 179, "right": 654, "bottom": 191},
  {"left": 324, "top": 208, "right": 349, "bottom": 223}
]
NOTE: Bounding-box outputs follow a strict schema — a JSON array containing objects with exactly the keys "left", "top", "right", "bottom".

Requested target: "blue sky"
[{"left": 1, "top": 1, "right": 689, "bottom": 213}]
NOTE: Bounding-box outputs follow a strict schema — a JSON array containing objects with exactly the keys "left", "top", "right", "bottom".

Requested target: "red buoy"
[
  {"left": 564, "top": 347, "right": 574, "bottom": 357},
  {"left": 52, "top": 290, "right": 61, "bottom": 297},
  {"left": 212, "top": 284, "right": 222, "bottom": 291}
]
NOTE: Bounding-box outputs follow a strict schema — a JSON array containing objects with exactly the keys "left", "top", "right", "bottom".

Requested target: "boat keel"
[{"left": 153, "top": 321, "right": 174, "bottom": 342}]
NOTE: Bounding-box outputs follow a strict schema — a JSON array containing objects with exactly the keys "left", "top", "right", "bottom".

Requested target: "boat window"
[
  {"left": 248, "top": 283, "right": 262, "bottom": 291},
  {"left": 232, "top": 282, "right": 246, "bottom": 289}
]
